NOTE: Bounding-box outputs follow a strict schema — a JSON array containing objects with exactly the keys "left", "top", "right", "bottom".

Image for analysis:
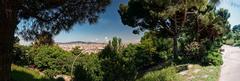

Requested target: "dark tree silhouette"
[
  {"left": 233, "top": 25, "right": 240, "bottom": 33},
  {"left": 0, "top": 0, "right": 111, "bottom": 80},
  {"left": 32, "top": 31, "right": 55, "bottom": 46},
  {"left": 118, "top": 0, "right": 225, "bottom": 60}
]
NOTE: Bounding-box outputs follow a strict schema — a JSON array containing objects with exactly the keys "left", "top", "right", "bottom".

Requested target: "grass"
[
  {"left": 137, "top": 64, "right": 220, "bottom": 81},
  {"left": 137, "top": 66, "right": 184, "bottom": 81},
  {"left": 11, "top": 64, "right": 220, "bottom": 81},
  {"left": 11, "top": 64, "right": 56, "bottom": 81},
  {"left": 179, "top": 64, "right": 221, "bottom": 81}
]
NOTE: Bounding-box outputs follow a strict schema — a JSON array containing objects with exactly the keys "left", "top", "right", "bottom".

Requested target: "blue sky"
[
  {"left": 53, "top": 0, "right": 143, "bottom": 43},
  {"left": 20, "top": 0, "right": 240, "bottom": 44},
  {"left": 218, "top": 0, "right": 240, "bottom": 26}
]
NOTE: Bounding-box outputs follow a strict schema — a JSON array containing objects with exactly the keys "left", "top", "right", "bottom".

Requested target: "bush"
[
  {"left": 233, "top": 40, "right": 240, "bottom": 46},
  {"left": 99, "top": 37, "right": 138, "bottom": 81},
  {"left": 140, "top": 32, "right": 173, "bottom": 63},
  {"left": 70, "top": 46, "right": 83, "bottom": 55},
  {"left": 203, "top": 49, "right": 223, "bottom": 66},
  {"left": 12, "top": 45, "right": 32, "bottom": 66},
  {"left": 98, "top": 36, "right": 173, "bottom": 81},
  {"left": 73, "top": 54, "right": 103, "bottom": 81},
  {"left": 136, "top": 32, "right": 173, "bottom": 70},
  {"left": 225, "top": 39, "right": 235, "bottom": 45},
  {"left": 30, "top": 45, "right": 73, "bottom": 77},
  {"left": 136, "top": 67, "right": 182, "bottom": 81},
  {"left": 11, "top": 64, "right": 55, "bottom": 81}
]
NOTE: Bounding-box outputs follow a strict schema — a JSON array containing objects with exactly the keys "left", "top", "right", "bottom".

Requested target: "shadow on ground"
[{"left": 11, "top": 70, "right": 64, "bottom": 81}]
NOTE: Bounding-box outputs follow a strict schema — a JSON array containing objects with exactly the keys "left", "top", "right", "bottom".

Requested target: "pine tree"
[
  {"left": 0, "top": 0, "right": 111, "bottom": 80},
  {"left": 118, "top": 0, "right": 227, "bottom": 60}
]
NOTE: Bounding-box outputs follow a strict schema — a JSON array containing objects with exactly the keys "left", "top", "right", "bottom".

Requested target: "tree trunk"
[
  {"left": 0, "top": 0, "right": 17, "bottom": 80},
  {"left": 173, "top": 35, "right": 178, "bottom": 60}
]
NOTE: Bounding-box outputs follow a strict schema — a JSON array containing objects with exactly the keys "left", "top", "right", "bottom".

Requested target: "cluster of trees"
[
  {"left": 0, "top": 0, "right": 237, "bottom": 81},
  {"left": 73, "top": 30, "right": 225, "bottom": 81},
  {"left": 0, "top": 0, "right": 111, "bottom": 80},
  {"left": 12, "top": 37, "right": 154, "bottom": 80},
  {"left": 118, "top": 0, "right": 230, "bottom": 65},
  {"left": 74, "top": 37, "right": 173, "bottom": 81},
  {"left": 11, "top": 36, "right": 178, "bottom": 81},
  {"left": 13, "top": 43, "right": 101, "bottom": 80},
  {"left": 13, "top": 45, "right": 72, "bottom": 77},
  {"left": 224, "top": 24, "right": 240, "bottom": 46}
]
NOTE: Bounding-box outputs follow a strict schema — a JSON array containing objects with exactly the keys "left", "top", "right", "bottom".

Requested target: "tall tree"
[
  {"left": 32, "top": 31, "right": 55, "bottom": 46},
  {"left": 233, "top": 24, "right": 240, "bottom": 33},
  {"left": 0, "top": 0, "right": 111, "bottom": 80},
  {"left": 232, "top": 24, "right": 240, "bottom": 41},
  {"left": 118, "top": 0, "right": 228, "bottom": 60},
  {"left": 119, "top": 0, "right": 209, "bottom": 59}
]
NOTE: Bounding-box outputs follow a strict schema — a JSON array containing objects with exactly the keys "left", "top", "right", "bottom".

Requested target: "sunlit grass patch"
[
  {"left": 137, "top": 66, "right": 184, "bottom": 81},
  {"left": 11, "top": 64, "right": 55, "bottom": 81},
  {"left": 179, "top": 64, "right": 220, "bottom": 81}
]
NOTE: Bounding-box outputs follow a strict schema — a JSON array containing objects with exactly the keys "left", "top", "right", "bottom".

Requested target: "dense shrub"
[
  {"left": 99, "top": 37, "right": 137, "bottom": 81},
  {"left": 12, "top": 45, "right": 32, "bottom": 66},
  {"left": 70, "top": 46, "right": 83, "bottom": 55},
  {"left": 225, "top": 39, "right": 235, "bottom": 45},
  {"left": 234, "top": 41, "right": 240, "bottom": 46},
  {"left": 73, "top": 36, "right": 173, "bottom": 81},
  {"left": 137, "top": 32, "right": 173, "bottom": 68},
  {"left": 141, "top": 32, "right": 173, "bottom": 62},
  {"left": 199, "top": 39, "right": 223, "bottom": 66},
  {"left": 11, "top": 64, "right": 55, "bottom": 81},
  {"left": 30, "top": 45, "right": 73, "bottom": 77},
  {"left": 136, "top": 67, "right": 182, "bottom": 81},
  {"left": 223, "top": 26, "right": 240, "bottom": 46},
  {"left": 97, "top": 36, "right": 173, "bottom": 81},
  {"left": 203, "top": 49, "right": 223, "bottom": 66},
  {"left": 73, "top": 54, "right": 103, "bottom": 81}
]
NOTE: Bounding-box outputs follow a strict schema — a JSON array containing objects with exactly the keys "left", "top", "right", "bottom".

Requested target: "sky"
[
  {"left": 218, "top": 0, "right": 240, "bottom": 26},
  {"left": 54, "top": 0, "right": 143, "bottom": 43},
  {"left": 19, "top": 0, "right": 240, "bottom": 45}
]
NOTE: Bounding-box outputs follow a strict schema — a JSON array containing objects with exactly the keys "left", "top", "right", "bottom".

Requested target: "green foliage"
[
  {"left": 203, "top": 49, "right": 223, "bottom": 66},
  {"left": 233, "top": 24, "right": 240, "bottom": 33},
  {"left": 96, "top": 36, "right": 174, "bottom": 81},
  {"left": 1, "top": 0, "right": 111, "bottom": 79},
  {"left": 119, "top": 0, "right": 230, "bottom": 66},
  {"left": 11, "top": 64, "right": 55, "bottom": 81},
  {"left": 179, "top": 64, "right": 221, "bottom": 81},
  {"left": 224, "top": 24, "right": 240, "bottom": 46},
  {"left": 12, "top": 45, "right": 32, "bottom": 66},
  {"left": 32, "top": 31, "right": 55, "bottom": 46},
  {"left": 137, "top": 67, "right": 182, "bottom": 81},
  {"left": 19, "top": 0, "right": 111, "bottom": 41},
  {"left": 99, "top": 37, "right": 123, "bottom": 58},
  {"left": 234, "top": 40, "right": 240, "bottom": 46},
  {"left": 70, "top": 46, "right": 83, "bottom": 55},
  {"left": 73, "top": 54, "right": 103, "bottom": 81},
  {"left": 225, "top": 39, "right": 235, "bottom": 45},
  {"left": 30, "top": 45, "right": 73, "bottom": 77},
  {"left": 99, "top": 37, "right": 137, "bottom": 81},
  {"left": 184, "top": 42, "right": 201, "bottom": 56},
  {"left": 140, "top": 32, "right": 173, "bottom": 62}
]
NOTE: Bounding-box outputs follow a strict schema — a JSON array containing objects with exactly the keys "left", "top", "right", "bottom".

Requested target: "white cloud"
[
  {"left": 104, "top": 36, "right": 109, "bottom": 42},
  {"left": 95, "top": 38, "right": 99, "bottom": 41},
  {"left": 104, "top": 36, "right": 108, "bottom": 40}
]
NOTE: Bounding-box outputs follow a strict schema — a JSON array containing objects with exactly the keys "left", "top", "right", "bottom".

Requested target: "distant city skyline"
[
  {"left": 19, "top": 0, "right": 240, "bottom": 45},
  {"left": 53, "top": 0, "right": 143, "bottom": 44}
]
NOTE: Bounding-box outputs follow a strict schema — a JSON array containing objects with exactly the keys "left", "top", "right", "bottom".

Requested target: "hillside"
[{"left": 57, "top": 41, "right": 107, "bottom": 53}]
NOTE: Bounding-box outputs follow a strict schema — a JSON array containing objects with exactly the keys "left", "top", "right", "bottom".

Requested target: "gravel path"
[{"left": 219, "top": 45, "right": 240, "bottom": 81}]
